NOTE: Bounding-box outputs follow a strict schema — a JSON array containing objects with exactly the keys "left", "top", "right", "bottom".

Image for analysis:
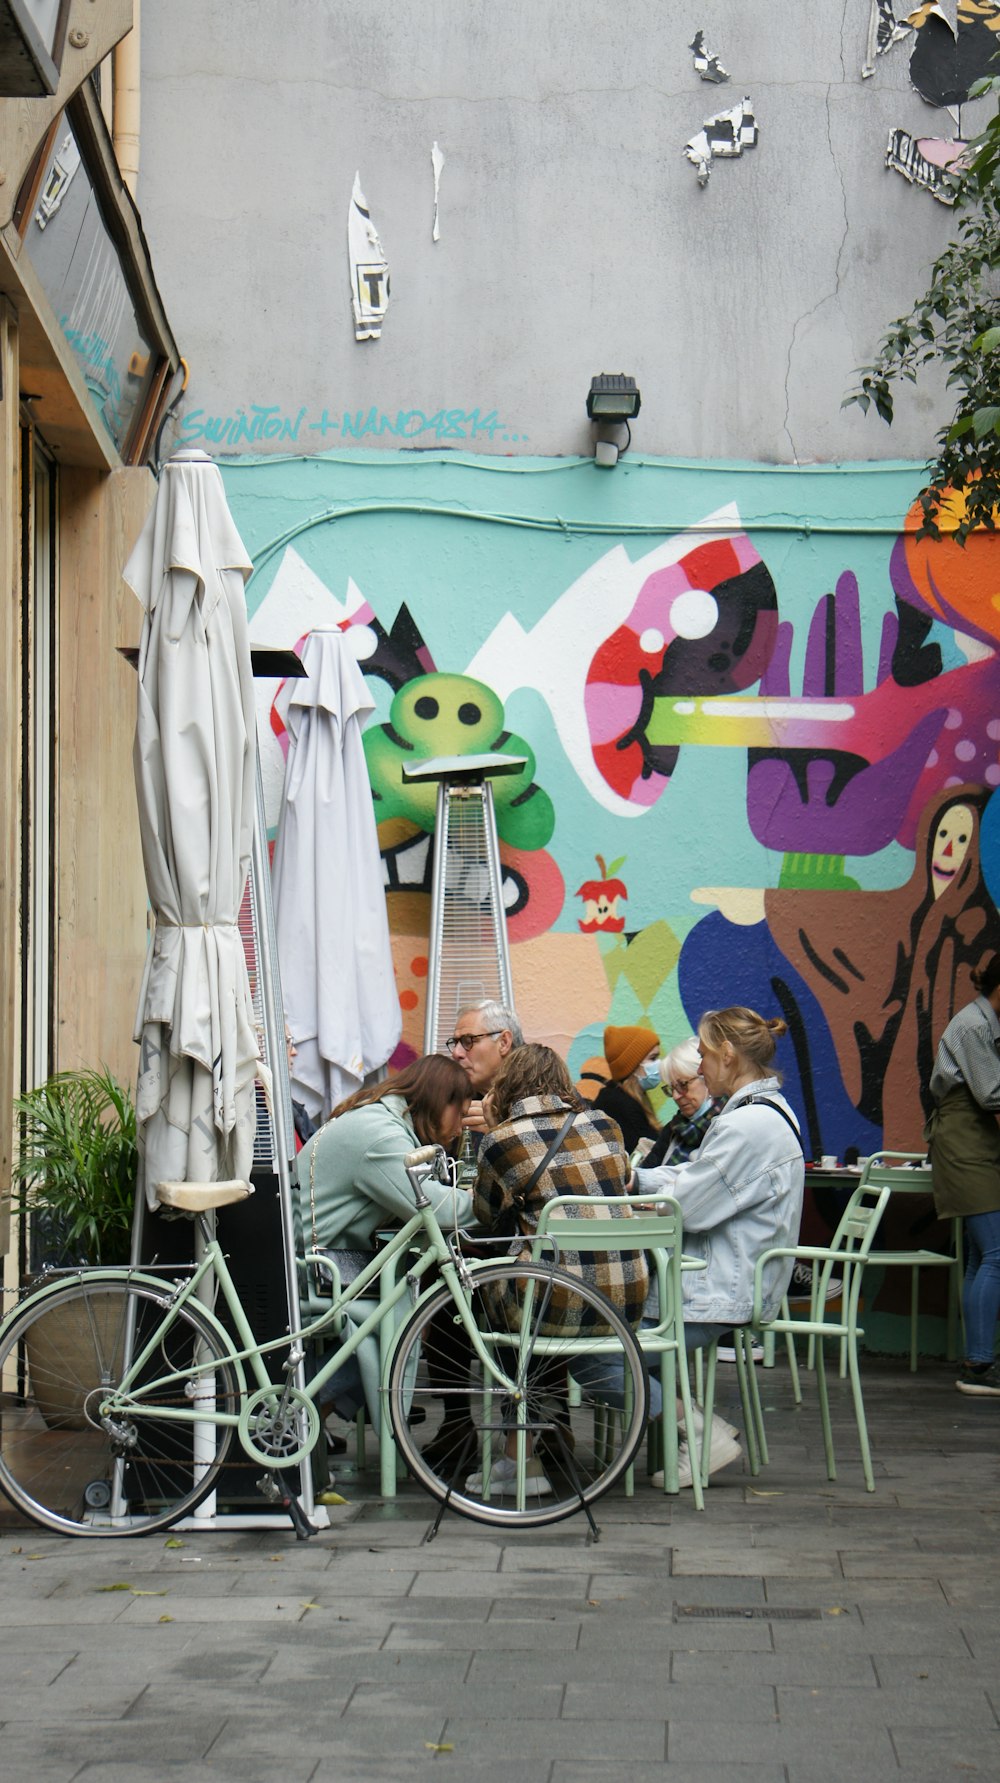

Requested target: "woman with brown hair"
[
  {"left": 475, "top": 1044, "right": 648, "bottom": 1331},
  {"left": 463, "top": 1043, "right": 650, "bottom": 1499},
  {"left": 294, "top": 1054, "right": 473, "bottom": 1447},
  {"left": 296, "top": 1053, "right": 473, "bottom": 1258}
]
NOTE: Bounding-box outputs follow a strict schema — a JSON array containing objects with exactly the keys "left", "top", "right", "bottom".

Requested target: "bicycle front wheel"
[
  {"left": 0, "top": 1277, "right": 240, "bottom": 1537},
  {"left": 387, "top": 1261, "right": 649, "bottom": 1529}
]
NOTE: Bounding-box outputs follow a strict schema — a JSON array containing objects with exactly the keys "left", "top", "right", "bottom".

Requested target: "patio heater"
[{"left": 401, "top": 752, "right": 526, "bottom": 1051}]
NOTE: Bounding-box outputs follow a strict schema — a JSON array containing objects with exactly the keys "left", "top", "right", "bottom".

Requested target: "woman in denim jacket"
[{"left": 636, "top": 1006, "right": 804, "bottom": 1487}]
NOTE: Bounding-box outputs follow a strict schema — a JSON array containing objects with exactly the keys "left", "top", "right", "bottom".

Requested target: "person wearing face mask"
[
  {"left": 593, "top": 1025, "right": 662, "bottom": 1155},
  {"left": 643, "top": 1037, "right": 726, "bottom": 1170}
]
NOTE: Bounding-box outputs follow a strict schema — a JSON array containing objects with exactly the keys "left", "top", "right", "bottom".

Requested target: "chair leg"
[
  {"left": 845, "top": 1334, "right": 876, "bottom": 1493},
  {"left": 814, "top": 1336, "right": 838, "bottom": 1483},
  {"left": 674, "top": 1342, "right": 705, "bottom": 1511},
  {"left": 909, "top": 1266, "right": 919, "bottom": 1374},
  {"left": 693, "top": 1345, "right": 704, "bottom": 1406},
  {"left": 739, "top": 1330, "right": 768, "bottom": 1471},
  {"left": 697, "top": 1344, "right": 719, "bottom": 1490},
  {"left": 785, "top": 1337, "right": 803, "bottom": 1403},
  {"left": 732, "top": 1334, "right": 760, "bottom": 1475}
]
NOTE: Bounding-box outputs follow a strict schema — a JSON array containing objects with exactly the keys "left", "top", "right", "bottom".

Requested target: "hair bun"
[{"left": 766, "top": 1017, "right": 788, "bottom": 1038}]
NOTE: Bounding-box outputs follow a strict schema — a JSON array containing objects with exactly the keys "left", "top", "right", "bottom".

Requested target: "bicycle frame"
[{"left": 99, "top": 1195, "right": 545, "bottom": 1456}]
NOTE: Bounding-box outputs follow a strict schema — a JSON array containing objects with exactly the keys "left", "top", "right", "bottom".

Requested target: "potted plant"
[
  {"left": 6, "top": 1067, "right": 137, "bottom": 1428},
  {"left": 8, "top": 1065, "right": 137, "bottom": 1271}
]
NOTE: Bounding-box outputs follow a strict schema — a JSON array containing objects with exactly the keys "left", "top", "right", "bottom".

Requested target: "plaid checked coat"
[{"left": 473, "top": 1095, "right": 649, "bottom": 1336}]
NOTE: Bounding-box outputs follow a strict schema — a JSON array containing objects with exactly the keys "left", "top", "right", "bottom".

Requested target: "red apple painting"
[{"left": 576, "top": 855, "right": 628, "bottom": 933}]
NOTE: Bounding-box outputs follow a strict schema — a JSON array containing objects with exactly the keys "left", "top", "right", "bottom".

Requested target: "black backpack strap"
[
  {"left": 738, "top": 1094, "right": 804, "bottom": 1154},
  {"left": 512, "top": 1107, "right": 579, "bottom": 1208}
]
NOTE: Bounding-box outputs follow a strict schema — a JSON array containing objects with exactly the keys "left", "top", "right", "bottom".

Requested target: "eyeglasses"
[
  {"left": 445, "top": 1030, "right": 503, "bottom": 1055},
  {"left": 670, "top": 1076, "right": 698, "bottom": 1096}
]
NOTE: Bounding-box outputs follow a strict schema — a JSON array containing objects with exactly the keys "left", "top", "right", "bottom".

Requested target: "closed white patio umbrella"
[
  {"left": 126, "top": 448, "right": 260, "bottom": 1209},
  {"left": 272, "top": 627, "right": 400, "bottom": 1121}
]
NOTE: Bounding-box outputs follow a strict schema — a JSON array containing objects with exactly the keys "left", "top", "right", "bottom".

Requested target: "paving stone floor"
[{"left": 0, "top": 1355, "right": 998, "bottom": 1781}]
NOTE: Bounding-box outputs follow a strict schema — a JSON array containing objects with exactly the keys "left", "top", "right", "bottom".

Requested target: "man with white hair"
[{"left": 444, "top": 998, "right": 523, "bottom": 1134}]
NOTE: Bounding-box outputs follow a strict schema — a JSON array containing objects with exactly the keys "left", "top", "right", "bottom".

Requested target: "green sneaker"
[{"left": 956, "top": 1362, "right": 1000, "bottom": 1397}]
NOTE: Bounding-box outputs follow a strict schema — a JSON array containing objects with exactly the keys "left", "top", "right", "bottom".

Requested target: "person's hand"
[{"left": 462, "top": 1099, "right": 490, "bottom": 1135}]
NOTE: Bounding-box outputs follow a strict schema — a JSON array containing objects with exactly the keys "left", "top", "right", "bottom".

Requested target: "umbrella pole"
[{"left": 251, "top": 756, "right": 320, "bottom": 1524}]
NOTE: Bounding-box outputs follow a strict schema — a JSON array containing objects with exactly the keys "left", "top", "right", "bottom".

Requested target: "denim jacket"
[{"left": 636, "top": 1076, "right": 804, "bottom": 1325}]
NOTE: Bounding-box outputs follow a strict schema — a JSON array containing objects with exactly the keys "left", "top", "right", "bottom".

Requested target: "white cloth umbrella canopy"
[
  {"left": 272, "top": 627, "right": 401, "bottom": 1120},
  {"left": 126, "top": 448, "right": 260, "bottom": 1210}
]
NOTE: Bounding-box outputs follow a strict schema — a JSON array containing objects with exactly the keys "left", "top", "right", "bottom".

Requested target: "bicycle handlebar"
[{"left": 404, "top": 1145, "right": 441, "bottom": 1168}]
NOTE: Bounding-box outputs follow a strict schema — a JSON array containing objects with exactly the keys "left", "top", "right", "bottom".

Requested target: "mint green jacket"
[{"left": 295, "top": 1093, "right": 474, "bottom": 1252}]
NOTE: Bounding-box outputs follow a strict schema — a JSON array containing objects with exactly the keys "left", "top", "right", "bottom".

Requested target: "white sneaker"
[
  {"left": 652, "top": 1420, "right": 742, "bottom": 1489},
  {"left": 716, "top": 1342, "right": 764, "bottom": 1363},
  {"left": 464, "top": 1453, "right": 553, "bottom": 1498}
]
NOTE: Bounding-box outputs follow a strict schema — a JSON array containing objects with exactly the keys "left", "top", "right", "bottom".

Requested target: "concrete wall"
[{"left": 138, "top": 0, "right": 977, "bottom": 463}]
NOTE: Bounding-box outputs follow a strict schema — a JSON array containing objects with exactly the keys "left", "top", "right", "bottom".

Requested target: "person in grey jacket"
[{"left": 635, "top": 1006, "right": 804, "bottom": 1487}]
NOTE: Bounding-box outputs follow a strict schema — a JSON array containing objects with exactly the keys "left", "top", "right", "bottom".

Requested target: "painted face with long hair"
[{"left": 930, "top": 801, "right": 975, "bottom": 900}]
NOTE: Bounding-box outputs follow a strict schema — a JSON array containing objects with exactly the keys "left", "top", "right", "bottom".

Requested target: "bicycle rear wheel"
[
  {"left": 0, "top": 1277, "right": 240, "bottom": 1537},
  {"left": 387, "top": 1261, "right": 649, "bottom": 1529}
]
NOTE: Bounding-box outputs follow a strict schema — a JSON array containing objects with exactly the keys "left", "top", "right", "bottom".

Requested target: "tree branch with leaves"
[{"left": 844, "top": 79, "right": 1000, "bottom": 541}]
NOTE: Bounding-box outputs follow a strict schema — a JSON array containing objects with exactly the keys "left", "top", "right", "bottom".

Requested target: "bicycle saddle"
[{"left": 156, "top": 1179, "right": 254, "bottom": 1212}]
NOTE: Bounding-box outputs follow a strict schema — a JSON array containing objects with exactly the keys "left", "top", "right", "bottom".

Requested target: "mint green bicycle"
[{"left": 0, "top": 1145, "right": 649, "bottom": 1537}]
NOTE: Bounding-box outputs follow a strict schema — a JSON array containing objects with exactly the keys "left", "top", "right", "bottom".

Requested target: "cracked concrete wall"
[{"left": 137, "top": 0, "right": 982, "bottom": 460}]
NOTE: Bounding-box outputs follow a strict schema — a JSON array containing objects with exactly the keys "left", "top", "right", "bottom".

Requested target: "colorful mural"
[{"left": 231, "top": 453, "right": 1000, "bottom": 1212}]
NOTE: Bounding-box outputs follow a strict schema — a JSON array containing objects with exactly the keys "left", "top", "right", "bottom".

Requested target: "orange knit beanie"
[{"left": 603, "top": 1024, "right": 659, "bottom": 1083}]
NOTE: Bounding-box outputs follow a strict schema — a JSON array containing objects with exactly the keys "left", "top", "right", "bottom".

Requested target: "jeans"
[
  {"left": 963, "top": 1207, "right": 1000, "bottom": 1364},
  {"left": 568, "top": 1320, "right": 732, "bottom": 1420}
]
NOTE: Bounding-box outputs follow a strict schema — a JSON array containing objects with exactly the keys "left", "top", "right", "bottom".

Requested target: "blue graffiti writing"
[
  {"left": 179, "top": 404, "right": 526, "bottom": 448},
  {"left": 180, "top": 405, "right": 309, "bottom": 448},
  {"left": 59, "top": 320, "right": 123, "bottom": 408}
]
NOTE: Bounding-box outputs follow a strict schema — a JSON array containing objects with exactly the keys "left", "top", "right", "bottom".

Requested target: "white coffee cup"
[
  {"left": 856, "top": 1156, "right": 870, "bottom": 1171},
  {"left": 820, "top": 1154, "right": 837, "bottom": 1168}
]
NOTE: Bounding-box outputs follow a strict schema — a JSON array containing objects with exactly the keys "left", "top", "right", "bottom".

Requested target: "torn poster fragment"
[
  {"left": 684, "top": 97, "right": 758, "bottom": 187},
  {"left": 905, "top": 0, "right": 1000, "bottom": 112},
  {"left": 885, "top": 126, "right": 966, "bottom": 200},
  {"left": 862, "top": 0, "right": 912, "bottom": 77},
  {"left": 431, "top": 141, "right": 444, "bottom": 242},
  {"left": 689, "top": 29, "right": 729, "bottom": 83},
  {"left": 349, "top": 172, "right": 390, "bottom": 341}
]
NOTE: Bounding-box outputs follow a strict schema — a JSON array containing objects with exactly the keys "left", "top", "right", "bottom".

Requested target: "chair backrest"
[
  {"left": 858, "top": 1149, "right": 932, "bottom": 1195},
  {"left": 533, "top": 1193, "right": 680, "bottom": 1254},
  {"left": 829, "top": 1181, "right": 893, "bottom": 1258},
  {"left": 533, "top": 1194, "right": 685, "bottom": 1335}
]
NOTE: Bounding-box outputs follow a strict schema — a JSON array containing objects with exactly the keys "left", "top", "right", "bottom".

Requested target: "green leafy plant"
[
  {"left": 844, "top": 78, "right": 1000, "bottom": 541},
  {"left": 8, "top": 1067, "right": 137, "bottom": 1268}
]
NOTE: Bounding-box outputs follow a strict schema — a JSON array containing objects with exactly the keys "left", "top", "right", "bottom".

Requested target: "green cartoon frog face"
[
  {"left": 364, "top": 671, "right": 555, "bottom": 851},
  {"left": 391, "top": 674, "right": 505, "bottom": 754}
]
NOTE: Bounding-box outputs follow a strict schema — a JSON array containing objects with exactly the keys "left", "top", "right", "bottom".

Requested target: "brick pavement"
[{"left": 0, "top": 1356, "right": 997, "bottom": 1781}]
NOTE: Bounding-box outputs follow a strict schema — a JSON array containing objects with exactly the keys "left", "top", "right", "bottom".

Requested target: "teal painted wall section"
[{"left": 223, "top": 448, "right": 1000, "bottom": 1356}]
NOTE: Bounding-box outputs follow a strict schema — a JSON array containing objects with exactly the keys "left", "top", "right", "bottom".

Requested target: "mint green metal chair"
[
  {"left": 849, "top": 1151, "right": 962, "bottom": 1371},
  {"left": 532, "top": 1194, "right": 705, "bottom": 1509},
  {"left": 743, "top": 1179, "right": 893, "bottom": 1492}
]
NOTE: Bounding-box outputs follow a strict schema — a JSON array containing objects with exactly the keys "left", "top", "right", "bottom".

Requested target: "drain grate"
[{"left": 673, "top": 1605, "right": 826, "bottom": 1621}]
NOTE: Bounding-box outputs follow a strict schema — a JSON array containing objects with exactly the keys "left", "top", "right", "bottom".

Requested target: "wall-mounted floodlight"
[{"left": 586, "top": 373, "right": 641, "bottom": 468}]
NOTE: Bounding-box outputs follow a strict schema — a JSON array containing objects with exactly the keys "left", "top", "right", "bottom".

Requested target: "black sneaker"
[
  {"left": 787, "top": 1261, "right": 842, "bottom": 1303},
  {"left": 956, "top": 1362, "right": 1000, "bottom": 1397}
]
